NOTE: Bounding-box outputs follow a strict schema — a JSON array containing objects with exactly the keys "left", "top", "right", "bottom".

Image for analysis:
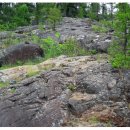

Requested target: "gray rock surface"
[
  {"left": 0, "top": 55, "right": 129, "bottom": 127},
  {"left": 33, "top": 17, "right": 112, "bottom": 52},
  {"left": 0, "top": 17, "right": 129, "bottom": 127},
  {"left": 0, "top": 17, "right": 112, "bottom": 53}
]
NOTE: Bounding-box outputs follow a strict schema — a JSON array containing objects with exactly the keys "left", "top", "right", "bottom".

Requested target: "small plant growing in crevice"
[
  {"left": 67, "top": 83, "right": 76, "bottom": 91},
  {"left": 55, "top": 32, "right": 60, "bottom": 38},
  {"left": 87, "top": 116, "right": 100, "bottom": 124},
  {"left": 10, "top": 88, "right": 16, "bottom": 93}
]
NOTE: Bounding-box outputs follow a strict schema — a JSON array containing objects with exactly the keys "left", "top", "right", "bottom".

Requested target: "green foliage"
[
  {"left": 26, "top": 71, "right": 39, "bottom": 78},
  {"left": 100, "top": 20, "right": 113, "bottom": 29},
  {"left": 58, "top": 39, "right": 87, "bottom": 57},
  {"left": 88, "top": 116, "right": 100, "bottom": 124},
  {"left": 40, "top": 37, "right": 88, "bottom": 60},
  {"left": 55, "top": 32, "right": 61, "bottom": 38},
  {"left": 67, "top": 83, "right": 76, "bottom": 91},
  {"left": 47, "top": 7, "right": 62, "bottom": 31},
  {"left": 0, "top": 82, "right": 9, "bottom": 88},
  {"left": 77, "top": 6, "right": 84, "bottom": 18},
  {"left": 92, "top": 25, "right": 108, "bottom": 33},
  {"left": 88, "top": 3, "right": 100, "bottom": 21},
  {"left": 108, "top": 3, "right": 130, "bottom": 69},
  {"left": 108, "top": 42, "right": 130, "bottom": 69},
  {"left": 13, "top": 4, "right": 30, "bottom": 26},
  {"left": 0, "top": 23, "right": 17, "bottom": 31},
  {"left": 38, "top": 23, "right": 45, "bottom": 31},
  {"left": 2, "top": 36, "right": 20, "bottom": 49},
  {"left": 92, "top": 19, "right": 114, "bottom": 33},
  {"left": 10, "top": 88, "right": 16, "bottom": 93}
]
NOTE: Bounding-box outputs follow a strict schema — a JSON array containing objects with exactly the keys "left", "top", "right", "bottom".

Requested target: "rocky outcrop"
[
  {"left": 0, "top": 18, "right": 112, "bottom": 53},
  {"left": 0, "top": 17, "right": 128, "bottom": 127},
  {"left": 0, "top": 54, "right": 129, "bottom": 127},
  {"left": 32, "top": 17, "right": 112, "bottom": 52},
  {"left": 0, "top": 42, "right": 44, "bottom": 67}
]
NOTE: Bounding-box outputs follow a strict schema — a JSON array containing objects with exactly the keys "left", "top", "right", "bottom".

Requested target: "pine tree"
[
  {"left": 88, "top": 3, "right": 100, "bottom": 21},
  {"left": 109, "top": 3, "right": 130, "bottom": 68},
  {"left": 47, "top": 7, "right": 62, "bottom": 31},
  {"left": 115, "top": 3, "right": 130, "bottom": 56}
]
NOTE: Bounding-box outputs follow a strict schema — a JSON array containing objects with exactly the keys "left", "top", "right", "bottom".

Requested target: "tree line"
[{"left": 0, "top": 3, "right": 116, "bottom": 30}]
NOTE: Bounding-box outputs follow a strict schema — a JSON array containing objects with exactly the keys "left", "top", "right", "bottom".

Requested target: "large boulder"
[{"left": 0, "top": 42, "right": 44, "bottom": 67}]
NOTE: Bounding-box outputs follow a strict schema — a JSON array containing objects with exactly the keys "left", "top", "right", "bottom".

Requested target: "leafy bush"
[
  {"left": 0, "top": 23, "right": 17, "bottom": 31},
  {"left": 41, "top": 37, "right": 88, "bottom": 60},
  {"left": 108, "top": 42, "right": 130, "bottom": 69},
  {"left": 26, "top": 35, "right": 95, "bottom": 62}
]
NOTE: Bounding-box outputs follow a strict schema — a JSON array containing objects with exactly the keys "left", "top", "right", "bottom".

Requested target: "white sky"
[{"left": 0, "top": 0, "right": 130, "bottom": 3}]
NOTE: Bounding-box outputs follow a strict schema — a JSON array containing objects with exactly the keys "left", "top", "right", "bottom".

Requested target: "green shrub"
[
  {"left": 38, "top": 23, "right": 45, "bottom": 31},
  {"left": 92, "top": 25, "right": 108, "bottom": 33},
  {"left": 108, "top": 42, "right": 130, "bottom": 69},
  {"left": 10, "top": 88, "right": 16, "bottom": 93},
  {"left": 41, "top": 37, "right": 88, "bottom": 60},
  {"left": 0, "top": 23, "right": 17, "bottom": 31},
  {"left": 55, "top": 32, "right": 60, "bottom": 38},
  {"left": 67, "top": 83, "right": 76, "bottom": 91}
]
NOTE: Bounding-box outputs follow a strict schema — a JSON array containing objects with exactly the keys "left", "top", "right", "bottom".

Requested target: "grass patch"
[
  {"left": 92, "top": 25, "right": 108, "bottom": 33},
  {"left": 88, "top": 116, "right": 100, "bottom": 124},
  {"left": 0, "top": 81, "right": 9, "bottom": 88},
  {"left": 0, "top": 57, "right": 44, "bottom": 70},
  {"left": 27, "top": 71, "right": 39, "bottom": 78},
  {"left": 92, "top": 20, "right": 113, "bottom": 33}
]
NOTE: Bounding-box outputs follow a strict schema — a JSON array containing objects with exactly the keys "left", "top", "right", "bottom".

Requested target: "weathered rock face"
[
  {"left": 0, "top": 55, "right": 129, "bottom": 127},
  {"left": 0, "top": 17, "right": 112, "bottom": 53},
  {"left": 32, "top": 17, "right": 112, "bottom": 52},
  {"left": 0, "top": 42, "right": 44, "bottom": 66},
  {"left": 0, "top": 69, "right": 71, "bottom": 127},
  {"left": 58, "top": 17, "right": 112, "bottom": 53}
]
